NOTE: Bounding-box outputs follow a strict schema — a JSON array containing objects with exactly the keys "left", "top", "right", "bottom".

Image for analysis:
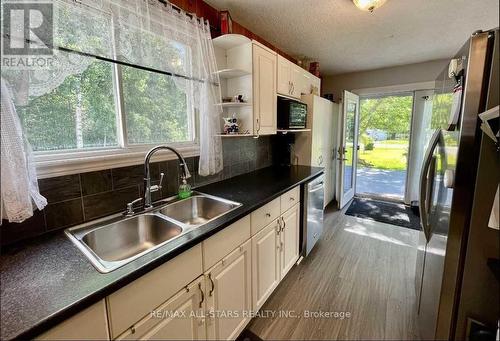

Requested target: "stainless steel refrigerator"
[{"left": 415, "top": 29, "right": 499, "bottom": 340}]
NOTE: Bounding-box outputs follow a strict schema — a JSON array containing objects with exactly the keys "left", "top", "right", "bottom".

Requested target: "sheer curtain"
[
  {"left": 1, "top": 0, "right": 223, "bottom": 222},
  {"left": 1, "top": 79, "right": 47, "bottom": 223}
]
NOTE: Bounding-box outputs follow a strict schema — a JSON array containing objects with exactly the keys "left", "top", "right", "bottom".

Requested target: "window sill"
[{"left": 35, "top": 145, "right": 200, "bottom": 179}]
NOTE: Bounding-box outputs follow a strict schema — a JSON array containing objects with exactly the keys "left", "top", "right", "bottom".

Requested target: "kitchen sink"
[
  {"left": 81, "top": 214, "right": 183, "bottom": 262},
  {"left": 156, "top": 194, "right": 241, "bottom": 226},
  {"left": 66, "top": 193, "right": 241, "bottom": 273}
]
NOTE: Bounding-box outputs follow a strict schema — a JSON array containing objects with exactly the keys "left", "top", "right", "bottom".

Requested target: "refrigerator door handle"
[{"left": 419, "top": 129, "right": 441, "bottom": 242}]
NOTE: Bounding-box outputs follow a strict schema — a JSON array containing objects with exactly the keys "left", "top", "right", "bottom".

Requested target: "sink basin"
[
  {"left": 66, "top": 214, "right": 184, "bottom": 273},
  {"left": 81, "top": 214, "right": 183, "bottom": 262},
  {"left": 156, "top": 194, "right": 241, "bottom": 226},
  {"left": 66, "top": 193, "right": 241, "bottom": 273}
]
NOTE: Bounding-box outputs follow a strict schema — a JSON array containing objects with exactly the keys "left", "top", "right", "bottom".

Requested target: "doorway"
[{"left": 355, "top": 93, "right": 414, "bottom": 201}]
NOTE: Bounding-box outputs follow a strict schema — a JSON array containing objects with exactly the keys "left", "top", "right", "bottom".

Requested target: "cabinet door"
[
  {"left": 277, "top": 55, "right": 292, "bottom": 96},
  {"left": 280, "top": 204, "right": 300, "bottom": 279},
  {"left": 116, "top": 277, "right": 206, "bottom": 341},
  {"left": 311, "top": 98, "right": 324, "bottom": 167},
  {"left": 205, "top": 240, "right": 252, "bottom": 340},
  {"left": 300, "top": 69, "right": 313, "bottom": 97},
  {"left": 251, "top": 220, "right": 280, "bottom": 310},
  {"left": 253, "top": 44, "right": 277, "bottom": 135},
  {"left": 37, "top": 300, "right": 109, "bottom": 340},
  {"left": 290, "top": 65, "right": 302, "bottom": 99},
  {"left": 312, "top": 75, "right": 321, "bottom": 95}
]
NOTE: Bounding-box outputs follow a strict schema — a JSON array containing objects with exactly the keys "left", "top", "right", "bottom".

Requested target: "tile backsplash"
[{"left": 0, "top": 137, "right": 273, "bottom": 247}]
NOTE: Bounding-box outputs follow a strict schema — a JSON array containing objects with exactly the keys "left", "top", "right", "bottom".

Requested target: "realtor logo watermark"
[{"left": 1, "top": 0, "right": 55, "bottom": 69}]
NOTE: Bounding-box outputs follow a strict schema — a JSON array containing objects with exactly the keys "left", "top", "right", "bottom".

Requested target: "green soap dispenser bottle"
[{"left": 178, "top": 177, "right": 192, "bottom": 199}]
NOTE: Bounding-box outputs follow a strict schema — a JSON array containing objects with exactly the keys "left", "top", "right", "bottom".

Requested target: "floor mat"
[{"left": 345, "top": 197, "right": 421, "bottom": 230}]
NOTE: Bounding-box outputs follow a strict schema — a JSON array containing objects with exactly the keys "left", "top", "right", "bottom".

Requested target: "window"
[
  {"left": 18, "top": 55, "right": 118, "bottom": 152},
  {"left": 0, "top": 0, "right": 213, "bottom": 177},
  {"left": 15, "top": 58, "right": 196, "bottom": 153},
  {"left": 122, "top": 65, "right": 191, "bottom": 145}
]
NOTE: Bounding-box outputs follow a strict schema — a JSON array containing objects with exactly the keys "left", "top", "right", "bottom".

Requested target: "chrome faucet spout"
[{"left": 143, "top": 145, "right": 191, "bottom": 208}]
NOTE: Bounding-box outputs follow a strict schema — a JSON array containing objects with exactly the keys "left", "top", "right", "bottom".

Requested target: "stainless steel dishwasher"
[{"left": 301, "top": 174, "right": 325, "bottom": 256}]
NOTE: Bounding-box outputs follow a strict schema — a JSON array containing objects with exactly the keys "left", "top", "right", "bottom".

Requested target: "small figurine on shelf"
[
  {"left": 223, "top": 114, "right": 240, "bottom": 134},
  {"left": 233, "top": 94, "right": 246, "bottom": 103}
]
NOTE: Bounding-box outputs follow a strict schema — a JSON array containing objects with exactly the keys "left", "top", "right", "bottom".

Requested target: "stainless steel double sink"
[{"left": 66, "top": 193, "right": 241, "bottom": 273}]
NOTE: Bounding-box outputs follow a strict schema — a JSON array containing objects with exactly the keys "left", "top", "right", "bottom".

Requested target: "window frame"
[{"left": 33, "top": 57, "right": 200, "bottom": 179}]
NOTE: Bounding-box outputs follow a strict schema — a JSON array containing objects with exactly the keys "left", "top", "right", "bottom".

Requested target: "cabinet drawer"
[
  {"left": 107, "top": 245, "right": 203, "bottom": 339},
  {"left": 280, "top": 186, "right": 300, "bottom": 213},
  {"left": 250, "top": 197, "right": 280, "bottom": 235},
  {"left": 37, "top": 300, "right": 109, "bottom": 340},
  {"left": 202, "top": 215, "right": 250, "bottom": 271}
]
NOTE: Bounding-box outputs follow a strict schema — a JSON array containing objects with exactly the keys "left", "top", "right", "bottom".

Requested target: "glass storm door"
[{"left": 338, "top": 90, "right": 360, "bottom": 208}]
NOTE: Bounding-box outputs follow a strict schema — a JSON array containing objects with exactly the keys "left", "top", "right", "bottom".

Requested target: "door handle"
[
  {"left": 419, "top": 129, "right": 440, "bottom": 242},
  {"left": 198, "top": 282, "right": 204, "bottom": 308},
  {"left": 208, "top": 273, "right": 214, "bottom": 297}
]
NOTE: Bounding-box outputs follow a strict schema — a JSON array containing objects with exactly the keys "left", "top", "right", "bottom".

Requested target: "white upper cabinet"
[
  {"left": 277, "top": 54, "right": 293, "bottom": 96},
  {"left": 253, "top": 42, "right": 277, "bottom": 135},
  {"left": 277, "top": 55, "right": 321, "bottom": 99}
]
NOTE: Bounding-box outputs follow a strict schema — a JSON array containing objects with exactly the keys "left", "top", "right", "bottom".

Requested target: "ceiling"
[{"left": 205, "top": 0, "right": 499, "bottom": 75}]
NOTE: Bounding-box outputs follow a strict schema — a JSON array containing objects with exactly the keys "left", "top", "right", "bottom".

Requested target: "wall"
[
  {"left": 322, "top": 59, "right": 449, "bottom": 98},
  {"left": 0, "top": 137, "right": 273, "bottom": 246},
  {"left": 169, "top": 0, "right": 297, "bottom": 63}
]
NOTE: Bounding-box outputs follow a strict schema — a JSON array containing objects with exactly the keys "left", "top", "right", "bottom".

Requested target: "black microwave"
[{"left": 277, "top": 96, "right": 307, "bottom": 129}]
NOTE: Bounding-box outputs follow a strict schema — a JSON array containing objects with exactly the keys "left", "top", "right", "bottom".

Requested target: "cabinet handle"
[
  {"left": 281, "top": 216, "right": 285, "bottom": 232},
  {"left": 276, "top": 219, "right": 281, "bottom": 234},
  {"left": 198, "top": 282, "right": 204, "bottom": 308},
  {"left": 130, "top": 326, "right": 136, "bottom": 334},
  {"left": 208, "top": 273, "right": 214, "bottom": 297},
  {"left": 256, "top": 118, "right": 260, "bottom": 134},
  {"left": 266, "top": 213, "right": 271, "bottom": 217},
  {"left": 289, "top": 197, "right": 295, "bottom": 201}
]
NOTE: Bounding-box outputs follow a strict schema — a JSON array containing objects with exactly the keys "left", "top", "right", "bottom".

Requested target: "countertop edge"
[{"left": 7, "top": 167, "right": 324, "bottom": 341}]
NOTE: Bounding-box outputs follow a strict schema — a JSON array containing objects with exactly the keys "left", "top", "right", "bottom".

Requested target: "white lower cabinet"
[
  {"left": 280, "top": 203, "right": 300, "bottom": 279},
  {"left": 41, "top": 187, "right": 304, "bottom": 340},
  {"left": 37, "top": 300, "right": 109, "bottom": 340},
  {"left": 251, "top": 219, "right": 281, "bottom": 311},
  {"left": 205, "top": 240, "right": 252, "bottom": 340},
  {"left": 116, "top": 276, "right": 206, "bottom": 340}
]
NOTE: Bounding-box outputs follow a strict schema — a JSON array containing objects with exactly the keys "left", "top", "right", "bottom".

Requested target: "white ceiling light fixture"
[{"left": 352, "top": 0, "right": 388, "bottom": 12}]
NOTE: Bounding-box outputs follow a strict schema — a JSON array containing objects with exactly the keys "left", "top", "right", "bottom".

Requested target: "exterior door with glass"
[{"left": 338, "top": 90, "right": 360, "bottom": 208}]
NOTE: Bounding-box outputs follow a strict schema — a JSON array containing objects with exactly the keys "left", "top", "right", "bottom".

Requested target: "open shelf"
[
  {"left": 277, "top": 129, "right": 311, "bottom": 134},
  {"left": 213, "top": 34, "right": 252, "bottom": 50},
  {"left": 215, "top": 133, "right": 254, "bottom": 137},
  {"left": 215, "top": 68, "right": 251, "bottom": 79},
  {"left": 215, "top": 102, "right": 252, "bottom": 108}
]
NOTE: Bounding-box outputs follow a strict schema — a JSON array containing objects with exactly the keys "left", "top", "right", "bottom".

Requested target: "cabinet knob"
[{"left": 266, "top": 213, "right": 271, "bottom": 217}]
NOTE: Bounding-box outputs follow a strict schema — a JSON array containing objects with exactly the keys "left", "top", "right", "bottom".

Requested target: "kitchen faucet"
[{"left": 126, "top": 145, "right": 191, "bottom": 215}]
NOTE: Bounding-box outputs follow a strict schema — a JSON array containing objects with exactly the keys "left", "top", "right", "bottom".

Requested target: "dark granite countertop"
[{"left": 0, "top": 165, "right": 323, "bottom": 340}]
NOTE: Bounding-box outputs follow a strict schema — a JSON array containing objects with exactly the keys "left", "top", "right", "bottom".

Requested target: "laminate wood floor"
[{"left": 247, "top": 204, "right": 420, "bottom": 340}]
